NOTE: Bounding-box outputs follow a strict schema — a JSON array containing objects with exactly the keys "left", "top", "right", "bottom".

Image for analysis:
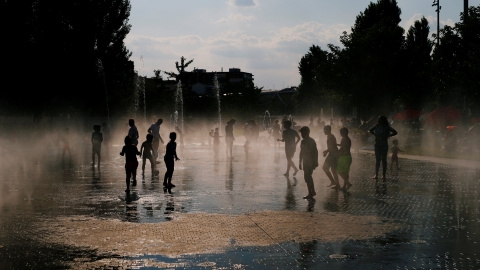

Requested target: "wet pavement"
[{"left": 1, "top": 142, "right": 480, "bottom": 269}]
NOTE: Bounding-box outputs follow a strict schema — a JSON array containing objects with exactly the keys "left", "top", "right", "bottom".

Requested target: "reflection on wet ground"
[{"left": 0, "top": 143, "right": 479, "bottom": 269}]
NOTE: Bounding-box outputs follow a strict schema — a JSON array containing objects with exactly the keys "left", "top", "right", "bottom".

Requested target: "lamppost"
[
  {"left": 432, "top": 0, "right": 441, "bottom": 46},
  {"left": 464, "top": 0, "right": 469, "bottom": 18}
]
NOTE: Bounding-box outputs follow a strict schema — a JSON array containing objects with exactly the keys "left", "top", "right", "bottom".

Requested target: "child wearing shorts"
[
  {"left": 299, "top": 126, "right": 319, "bottom": 199},
  {"left": 140, "top": 134, "right": 158, "bottom": 177},
  {"left": 120, "top": 136, "right": 140, "bottom": 192},
  {"left": 337, "top": 127, "right": 353, "bottom": 191},
  {"left": 322, "top": 125, "right": 340, "bottom": 189}
]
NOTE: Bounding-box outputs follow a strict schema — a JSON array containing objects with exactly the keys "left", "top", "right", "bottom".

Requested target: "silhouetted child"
[
  {"left": 299, "top": 126, "right": 319, "bottom": 199},
  {"left": 148, "top": 119, "right": 164, "bottom": 163},
  {"left": 140, "top": 134, "right": 158, "bottom": 177},
  {"left": 91, "top": 125, "right": 103, "bottom": 167},
  {"left": 390, "top": 139, "right": 403, "bottom": 171},
  {"left": 164, "top": 132, "right": 180, "bottom": 188},
  {"left": 61, "top": 128, "right": 72, "bottom": 162},
  {"left": 243, "top": 121, "right": 251, "bottom": 156},
  {"left": 278, "top": 120, "right": 300, "bottom": 176},
  {"left": 209, "top": 128, "right": 222, "bottom": 154},
  {"left": 225, "top": 119, "right": 236, "bottom": 159},
  {"left": 120, "top": 136, "right": 140, "bottom": 192},
  {"left": 322, "top": 125, "right": 340, "bottom": 189},
  {"left": 101, "top": 122, "right": 111, "bottom": 157},
  {"left": 128, "top": 119, "right": 139, "bottom": 146},
  {"left": 337, "top": 127, "right": 352, "bottom": 191},
  {"left": 270, "top": 119, "right": 281, "bottom": 147}
]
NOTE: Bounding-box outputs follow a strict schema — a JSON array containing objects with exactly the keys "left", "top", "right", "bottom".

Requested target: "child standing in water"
[
  {"left": 270, "top": 119, "right": 281, "bottom": 147},
  {"left": 140, "top": 134, "right": 157, "bottom": 177},
  {"left": 91, "top": 125, "right": 103, "bottom": 167},
  {"left": 322, "top": 125, "right": 340, "bottom": 189},
  {"left": 278, "top": 120, "right": 300, "bottom": 176},
  {"left": 209, "top": 127, "right": 222, "bottom": 154},
  {"left": 337, "top": 127, "right": 353, "bottom": 191},
  {"left": 164, "top": 132, "right": 180, "bottom": 188},
  {"left": 120, "top": 136, "right": 140, "bottom": 192},
  {"left": 390, "top": 139, "right": 402, "bottom": 172},
  {"left": 61, "top": 128, "right": 72, "bottom": 162},
  {"left": 225, "top": 119, "right": 236, "bottom": 159},
  {"left": 299, "top": 126, "right": 319, "bottom": 199}
]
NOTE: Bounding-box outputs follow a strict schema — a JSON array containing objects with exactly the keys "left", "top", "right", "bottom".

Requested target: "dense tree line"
[
  {"left": 0, "top": 0, "right": 133, "bottom": 117},
  {"left": 297, "top": 0, "right": 480, "bottom": 120}
]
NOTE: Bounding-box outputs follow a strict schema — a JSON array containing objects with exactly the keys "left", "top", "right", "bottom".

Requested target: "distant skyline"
[{"left": 126, "top": 0, "right": 479, "bottom": 90}]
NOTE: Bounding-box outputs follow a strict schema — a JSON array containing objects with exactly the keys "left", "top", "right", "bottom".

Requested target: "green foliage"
[
  {"left": 432, "top": 5, "right": 480, "bottom": 110},
  {"left": 403, "top": 17, "right": 434, "bottom": 108},
  {"left": 296, "top": 1, "right": 480, "bottom": 118},
  {"left": 340, "top": 0, "right": 405, "bottom": 117},
  {"left": 297, "top": 45, "right": 343, "bottom": 114}
]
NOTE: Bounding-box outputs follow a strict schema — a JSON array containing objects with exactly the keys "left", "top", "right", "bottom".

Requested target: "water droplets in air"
[
  {"left": 175, "top": 80, "right": 184, "bottom": 133},
  {"left": 213, "top": 74, "right": 222, "bottom": 132}
]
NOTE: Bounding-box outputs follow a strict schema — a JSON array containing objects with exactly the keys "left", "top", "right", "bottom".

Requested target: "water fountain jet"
[
  {"left": 174, "top": 81, "right": 184, "bottom": 133},
  {"left": 97, "top": 59, "right": 110, "bottom": 126},
  {"left": 213, "top": 74, "right": 222, "bottom": 132}
]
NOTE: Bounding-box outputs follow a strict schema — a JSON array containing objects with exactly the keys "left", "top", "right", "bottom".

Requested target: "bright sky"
[{"left": 126, "top": 0, "right": 480, "bottom": 90}]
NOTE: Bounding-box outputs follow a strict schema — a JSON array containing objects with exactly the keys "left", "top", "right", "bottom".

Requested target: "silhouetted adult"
[
  {"left": 148, "top": 119, "right": 164, "bottom": 163},
  {"left": 225, "top": 119, "right": 236, "bottom": 159},
  {"left": 369, "top": 116, "right": 397, "bottom": 180}
]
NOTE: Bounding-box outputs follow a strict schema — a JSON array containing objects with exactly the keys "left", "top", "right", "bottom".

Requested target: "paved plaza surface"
[{"left": 0, "top": 142, "right": 480, "bottom": 269}]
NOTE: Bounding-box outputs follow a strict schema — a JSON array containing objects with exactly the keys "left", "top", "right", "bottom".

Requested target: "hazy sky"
[{"left": 126, "top": 0, "right": 479, "bottom": 90}]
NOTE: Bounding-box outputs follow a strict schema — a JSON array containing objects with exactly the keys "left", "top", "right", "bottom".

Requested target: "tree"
[
  {"left": 403, "top": 17, "right": 434, "bottom": 109},
  {"left": 0, "top": 0, "right": 133, "bottom": 117},
  {"left": 339, "top": 0, "right": 405, "bottom": 117},
  {"left": 456, "top": 6, "right": 480, "bottom": 108},
  {"left": 153, "top": 69, "right": 163, "bottom": 80},
  {"left": 164, "top": 56, "right": 194, "bottom": 80},
  {"left": 430, "top": 5, "right": 480, "bottom": 112},
  {"left": 297, "top": 45, "right": 331, "bottom": 113},
  {"left": 432, "top": 26, "right": 463, "bottom": 106}
]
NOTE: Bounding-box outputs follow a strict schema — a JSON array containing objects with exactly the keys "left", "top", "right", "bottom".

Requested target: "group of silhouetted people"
[
  {"left": 277, "top": 121, "right": 353, "bottom": 199},
  {"left": 119, "top": 118, "right": 179, "bottom": 193},
  {"left": 89, "top": 114, "right": 399, "bottom": 197},
  {"left": 217, "top": 115, "right": 401, "bottom": 200},
  {"left": 89, "top": 118, "right": 174, "bottom": 193}
]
